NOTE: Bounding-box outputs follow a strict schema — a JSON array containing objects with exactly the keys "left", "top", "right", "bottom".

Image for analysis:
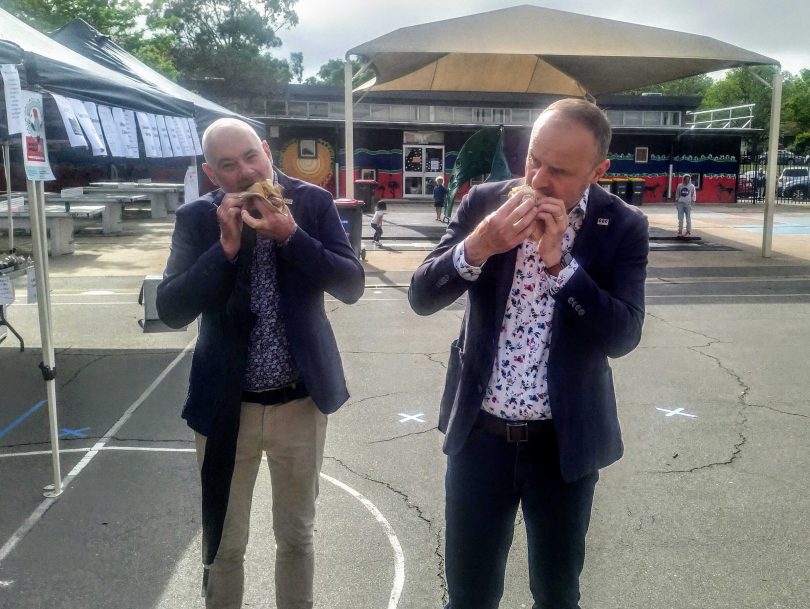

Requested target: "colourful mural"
[{"left": 279, "top": 139, "right": 335, "bottom": 189}]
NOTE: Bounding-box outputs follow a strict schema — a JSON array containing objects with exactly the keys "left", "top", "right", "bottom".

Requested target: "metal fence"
[{"left": 736, "top": 156, "right": 810, "bottom": 205}]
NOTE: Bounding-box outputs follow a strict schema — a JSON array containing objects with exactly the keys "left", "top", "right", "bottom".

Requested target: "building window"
[
  {"left": 512, "top": 108, "right": 531, "bottom": 123},
  {"left": 473, "top": 107, "right": 491, "bottom": 123},
  {"left": 623, "top": 111, "right": 642, "bottom": 126},
  {"left": 434, "top": 106, "right": 455, "bottom": 122},
  {"left": 643, "top": 111, "right": 661, "bottom": 126},
  {"left": 492, "top": 108, "right": 509, "bottom": 124},
  {"left": 309, "top": 102, "right": 329, "bottom": 117},
  {"left": 635, "top": 147, "right": 649, "bottom": 163}
]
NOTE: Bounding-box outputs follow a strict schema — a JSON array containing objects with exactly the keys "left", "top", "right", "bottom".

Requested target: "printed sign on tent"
[
  {"left": 50, "top": 93, "right": 88, "bottom": 148},
  {"left": 81, "top": 102, "right": 109, "bottom": 156},
  {"left": 136, "top": 112, "right": 161, "bottom": 158},
  {"left": 0, "top": 276, "right": 14, "bottom": 306},
  {"left": 111, "top": 107, "right": 139, "bottom": 158},
  {"left": 154, "top": 115, "right": 175, "bottom": 158},
  {"left": 97, "top": 105, "right": 126, "bottom": 157},
  {"left": 27, "top": 267, "right": 37, "bottom": 304},
  {"left": 20, "top": 90, "right": 55, "bottom": 181},
  {"left": 178, "top": 117, "right": 196, "bottom": 157},
  {"left": 1, "top": 64, "right": 24, "bottom": 135},
  {"left": 164, "top": 116, "right": 183, "bottom": 157},
  {"left": 68, "top": 99, "right": 107, "bottom": 156},
  {"left": 186, "top": 118, "right": 203, "bottom": 156}
]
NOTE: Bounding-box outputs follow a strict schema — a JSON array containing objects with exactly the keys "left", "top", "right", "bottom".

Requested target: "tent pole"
[
  {"left": 26, "top": 179, "right": 63, "bottom": 497},
  {"left": 344, "top": 57, "right": 355, "bottom": 200},
  {"left": 761, "top": 69, "right": 782, "bottom": 258},
  {"left": 3, "top": 143, "right": 12, "bottom": 251}
]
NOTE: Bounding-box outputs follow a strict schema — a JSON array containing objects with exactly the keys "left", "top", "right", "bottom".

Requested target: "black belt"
[
  {"left": 242, "top": 382, "right": 308, "bottom": 406},
  {"left": 474, "top": 410, "right": 554, "bottom": 443}
]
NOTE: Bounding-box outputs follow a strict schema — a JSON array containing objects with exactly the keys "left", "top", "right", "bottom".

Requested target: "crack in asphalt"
[
  {"left": 370, "top": 426, "right": 438, "bottom": 444},
  {"left": 344, "top": 392, "right": 399, "bottom": 408},
  {"left": 60, "top": 354, "right": 108, "bottom": 388},
  {"left": 324, "top": 454, "right": 447, "bottom": 595},
  {"left": 643, "top": 313, "right": 756, "bottom": 474},
  {"left": 0, "top": 436, "right": 194, "bottom": 449},
  {"left": 424, "top": 351, "right": 449, "bottom": 370}
]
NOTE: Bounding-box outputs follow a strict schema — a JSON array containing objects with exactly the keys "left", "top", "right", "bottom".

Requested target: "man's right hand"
[
  {"left": 463, "top": 190, "right": 539, "bottom": 266},
  {"left": 217, "top": 193, "right": 244, "bottom": 261}
]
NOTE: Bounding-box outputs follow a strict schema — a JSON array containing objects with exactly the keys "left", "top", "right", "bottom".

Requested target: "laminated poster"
[
  {"left": 20, "top": 90, "right": 55, "bottom": 181},
  {"left": 69, "top": 98, "right": 107, "bottom": 156},
  {"left": 136, "top": 112, "right": 161, "bottom": 158},
  {"left": 81, "top": 101, "right": 109, "bottom": 156},
  {"left": 97, "top": 105, "right": 126, "bottom": 157},
  {"left": 154, "top": 115, "right": 175, "bottom": 157},
  {"left": 187, "top": 117, "right": 203, "bottom": 156},
  {"left": 1, "top": 64, "right": 24, "bottom": 135},
  {"left": 50, "top": 93, "right": 88, "bottom": 148}
]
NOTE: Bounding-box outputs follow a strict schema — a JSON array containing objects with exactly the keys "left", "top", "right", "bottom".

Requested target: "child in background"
[
  {"left": 433, "top": 176, "right": 448, "bottom": 221},
  {"left": 370, "top": 200, "right": 387, "bottom": 246}
]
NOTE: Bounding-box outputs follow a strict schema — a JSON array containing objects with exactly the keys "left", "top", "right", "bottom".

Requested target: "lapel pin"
[
  {"left": 284, "top": 198, "right": 294, "bottom": 206},
  {"left": 597, "top": 218, "right": 609, "bottom": 226}
]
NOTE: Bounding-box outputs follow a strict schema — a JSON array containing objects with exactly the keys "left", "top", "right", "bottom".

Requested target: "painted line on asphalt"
[
  {"left": 320, "top": 472, "right": 405, "bottom": 609},
  {"left": 1, "top": 446, "right": 405, "bottom": 609},
  {"left": 0, "top": 400, "right": 46, "bottom": 439},
  {"left": 647, "top": 293, "right": 810, "bottom": 298},
  {"left": 0, "top": 336, "right": 197, "bottom": 566}
]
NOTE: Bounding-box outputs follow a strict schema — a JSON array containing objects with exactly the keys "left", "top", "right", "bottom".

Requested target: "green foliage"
[
  {"left": 148, "top": 0, "right": 300, "bottom": 96},
  {"left": 783, "top": 69, "right": 810, "bottom": 154},
  {"left": 4, "top": 0, "right": 144, "bottom": 38},
  {"left": 289, "top": 52, "right": 304, "bottom": 83},
  {"left": 305, "top": 58, "right": 366, "bottom": 87},
  {"left": 625, "top": 74, "right": 715, "bottom": 98}
]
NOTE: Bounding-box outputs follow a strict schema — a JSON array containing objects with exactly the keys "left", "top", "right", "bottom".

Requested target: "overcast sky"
[{"left": 273, "top": 0, "right": 810, "bottom": 80}]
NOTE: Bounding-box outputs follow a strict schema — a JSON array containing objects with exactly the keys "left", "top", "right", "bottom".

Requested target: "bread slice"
[
  {"left": 237, "top": 179, "right": 290, "bottom": 218},
  {"left": 508, "top": 184, "right": 542, "bottom": 242}
]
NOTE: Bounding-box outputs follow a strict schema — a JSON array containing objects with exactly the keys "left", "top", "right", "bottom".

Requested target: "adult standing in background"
[
  {"left": 410, "top": 99, "right": 649, "bottom": 609},
  {"left": 157, "top": 118, "right": 364, "bottom": 609}
]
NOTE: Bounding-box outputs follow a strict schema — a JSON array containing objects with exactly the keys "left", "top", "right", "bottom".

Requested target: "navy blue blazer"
[
  {"left": 157, "top": 170, "right": 364, "bottom": 436},
  {"left": 409, "top": 180, "right": 649, "bottom": 482}
]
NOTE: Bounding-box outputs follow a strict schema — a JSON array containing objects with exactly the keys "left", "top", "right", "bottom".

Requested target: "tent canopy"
[
  {"left": 0, "top": 7, "right": 192, "bottom": 117},
  {"left": 348, "top": 4, "right": 776, "bottom": 96},
  {"left": 50, "top": 19, "right": 263, "bottom": 134}
]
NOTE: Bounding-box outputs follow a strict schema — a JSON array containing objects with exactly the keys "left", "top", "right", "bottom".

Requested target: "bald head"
[
  {"left": 202, "top": 118, "right": 262, "bottom": 163},
  {"left": 533, "top": 98, "right": 612, "bottom": 166},
  {"left": 201, "top": 118, "right": 274, "bottom": 193}
]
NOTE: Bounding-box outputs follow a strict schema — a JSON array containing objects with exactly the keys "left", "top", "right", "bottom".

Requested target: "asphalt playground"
[{"left": 1, "top": 203, "right": 809, "bottom": 609}]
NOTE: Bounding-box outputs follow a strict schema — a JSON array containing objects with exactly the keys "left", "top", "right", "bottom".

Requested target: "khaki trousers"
[{"left": 195, "top": 397, "right": 328, "bottom": 609}]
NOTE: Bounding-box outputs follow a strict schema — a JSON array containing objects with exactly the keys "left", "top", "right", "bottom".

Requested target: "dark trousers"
[
  {"left": 444, "top": 422, "right": 598, "bottom": 609},
  {"left": 371, "top": 222, "right": 382, "bottom": 242}
]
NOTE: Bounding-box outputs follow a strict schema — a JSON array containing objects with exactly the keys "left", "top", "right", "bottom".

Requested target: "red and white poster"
[{"left": 20, "top": 90, "right": 55, "bottom": 181}]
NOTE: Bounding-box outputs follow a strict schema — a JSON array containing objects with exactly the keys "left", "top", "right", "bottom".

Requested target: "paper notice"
[
  {"left": 80, "top": 101, "right": 109, "bottom": 156},
  {"left": 186, "top": 117, "right": 203, "bottom": 156},
  {"left": 1, "top": 64, "right": 24, "bottom": 134},
  {"left": 27, "top": 266, "right": 37, "bottom": 304},
  {"left": 97, "top": 105, "right": 125, "bottom": 157},
  {"left": 184, "top": 164, "right": 199, "bottom": 203},
  {"left": 0, "top": 276, "right": 13, "bottom": 305},
  {"left": 136, "top": 112, "right": 161, "bottom": 158},
  {"left": 50, "top": 93, "right": 88, "bottom": 148},
  {"left": 154, "top": 115, "right": 175, "bottom": 157}
]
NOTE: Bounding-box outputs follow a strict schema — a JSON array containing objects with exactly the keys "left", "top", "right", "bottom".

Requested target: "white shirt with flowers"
[{"left": 454, "top": 190, "right": 588, "bottom": 420}]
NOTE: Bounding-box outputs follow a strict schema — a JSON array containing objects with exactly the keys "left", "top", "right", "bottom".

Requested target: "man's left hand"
[
  {"left": 241, "top": 198, "right": 297, "bottom": 243},
  {"left": 534, "top": 196, "right": 568, "bottom": 267}
]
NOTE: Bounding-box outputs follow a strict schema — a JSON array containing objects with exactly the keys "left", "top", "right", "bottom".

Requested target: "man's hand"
[
  {"left": 241, "top": 197, "right": 297, "bottom": 244},
  {"left": 534, "top": 196, "right": 569, "bottom": 268},
  {"left": 217, "top": 193, "right": 245, "bottom": 261},
  {"left": 464, "top": 191, "right": 540, "bottom": 266}
]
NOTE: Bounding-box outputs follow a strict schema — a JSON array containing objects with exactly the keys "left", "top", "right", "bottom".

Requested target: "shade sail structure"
[
  {"left": 348, "top": 4, "right": 776, "bottom": 96},
  {"left": 0, "top": 7, "right": 193, "bottom": 117},
  {"left": 50, "top": 19, "right": 263, "bottom": 134}
]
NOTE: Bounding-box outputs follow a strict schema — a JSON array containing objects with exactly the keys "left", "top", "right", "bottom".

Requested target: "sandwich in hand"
[
  {"left": 509, "top": 184, "right": 542, "bottom": 242},
  {"left": 236, "top": 179, "right": 290, "bottom": 218}
]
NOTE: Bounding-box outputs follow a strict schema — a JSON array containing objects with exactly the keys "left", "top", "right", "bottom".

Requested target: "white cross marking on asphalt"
[
  {"left": 398, "top": 413, "right": 425, "bottom": 423},
  {"left": 656, "top": 407, "right": 697, "bottom": 418}
]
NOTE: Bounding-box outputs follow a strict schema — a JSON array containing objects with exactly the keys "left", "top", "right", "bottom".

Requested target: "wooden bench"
[{"left": 0, "top": 200, "right": 77, "bottom": 255}]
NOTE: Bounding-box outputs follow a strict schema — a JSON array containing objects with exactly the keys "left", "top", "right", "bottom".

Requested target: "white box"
[{"left": 139, "top": 274, "right": 162, "bottom": 321}]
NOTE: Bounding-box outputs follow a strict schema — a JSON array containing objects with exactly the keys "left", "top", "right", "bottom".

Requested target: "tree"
[
  {"left": 4, "top": 0, "right": 180, "bottom": 79},
  {"left": 782, "top": 69, "right": 810, "bottom": 154},
  {"left": 305, "top": 58, "right": 367, "bottom": 87},
  {"left": 625, "top": 74, "right": 715, "bottom": 98},
  {"left": 289, "top": 52, "right": 304, "bottom": 83},
  {"left": 149, "top": 0, "right": 299, "bottom": 97},
  {"left": 5, "top": 0, "right": 144, "bottom": 39}
]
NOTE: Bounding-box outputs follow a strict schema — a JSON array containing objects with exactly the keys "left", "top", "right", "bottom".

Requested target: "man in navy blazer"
[
  {"left": 157, "top": 118, "right": 363, "bottom": 609},
  {"left": 410, "top": 99, "right": 648, "bottom": 609}
]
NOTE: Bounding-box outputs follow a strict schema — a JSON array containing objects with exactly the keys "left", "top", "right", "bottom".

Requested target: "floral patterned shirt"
[
  {"left": 454, "top": 190, "right": 588, "bottom": 420},
  {"left": 242, "top": 223, "right": 300, "bottom": 391}
]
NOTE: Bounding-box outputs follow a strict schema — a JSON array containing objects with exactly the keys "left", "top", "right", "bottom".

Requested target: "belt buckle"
[{"left": 506, "top": 422, "right": 529, "bottom": 443}]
